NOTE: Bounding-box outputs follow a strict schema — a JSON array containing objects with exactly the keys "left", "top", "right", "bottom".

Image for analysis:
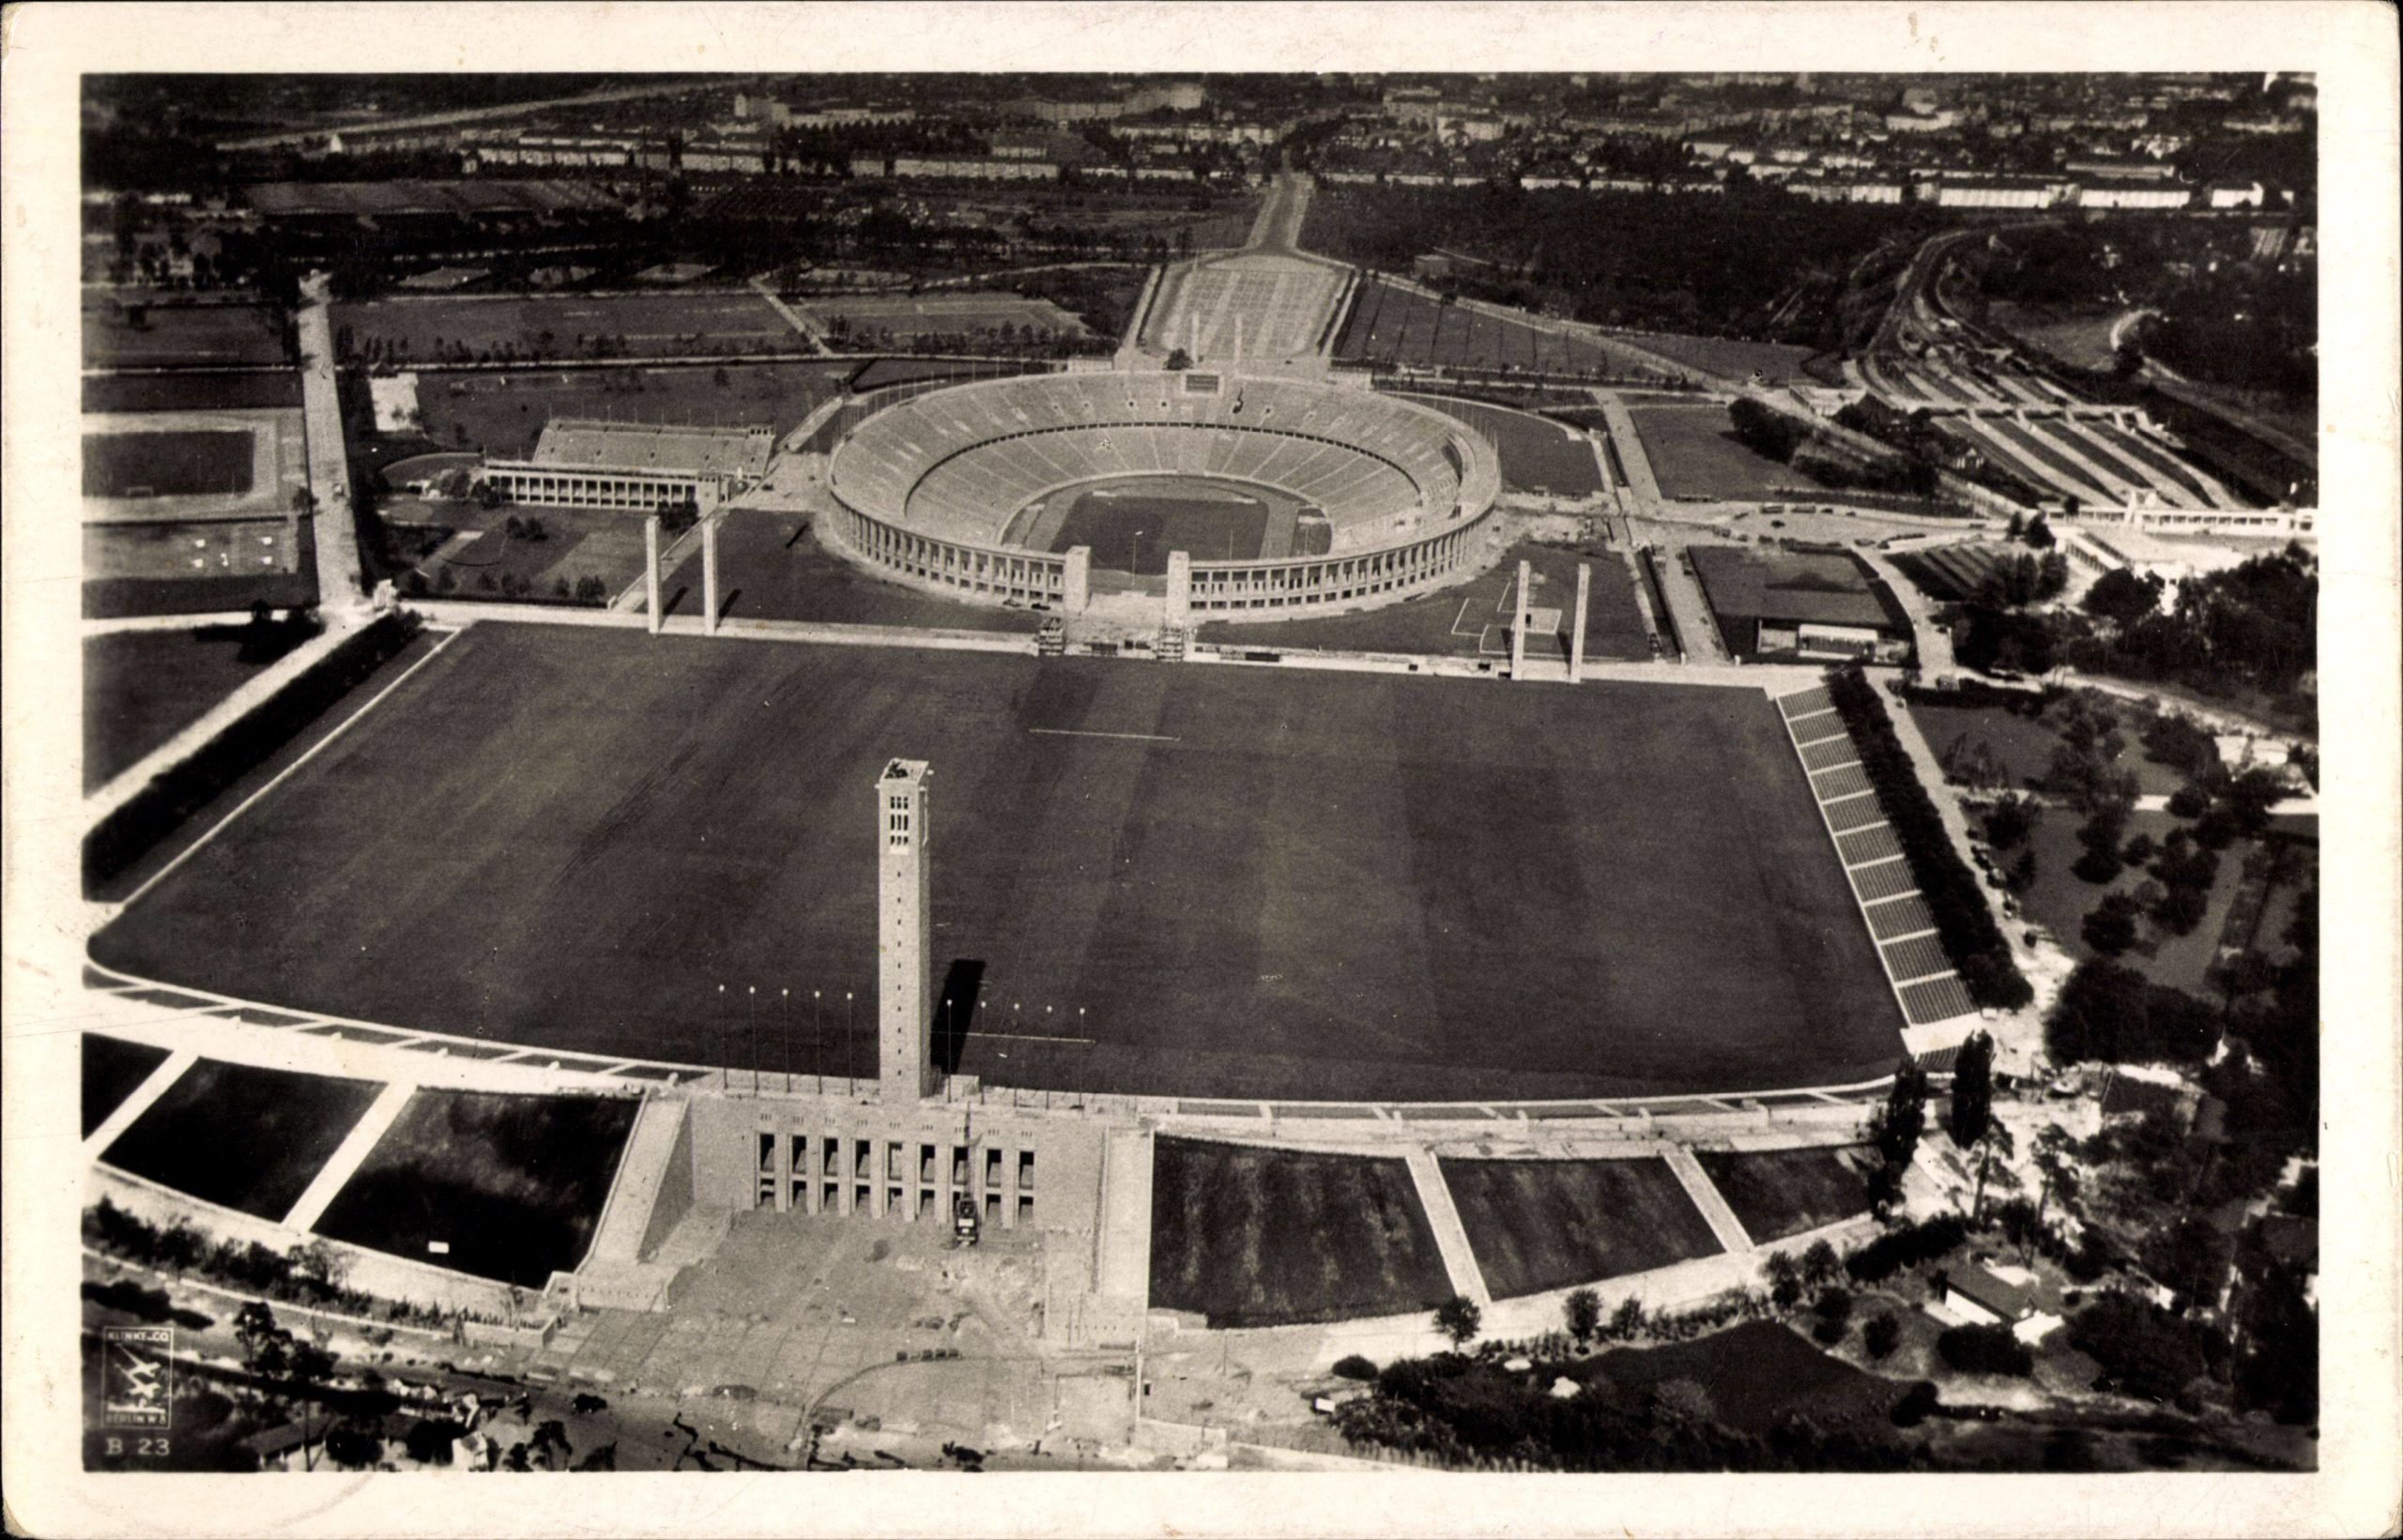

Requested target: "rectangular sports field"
[
  {"left": 333, "top": 291, "right": 798, "bottom": 363},
  {"left": 409, "top": 361, "right": 854, "bottom": 460},
  {"left": 83, "top": 431, "right": 256, "bottom": 499},
  {"left": 1624, "top": 404, "right": 1800, "bottom": 500},
  {"left": 1045, "top": 486, "right": 1271, "bottom": 572},
  {"left": 92, "top": 624, "right": 1905, "bottom": 1103}
]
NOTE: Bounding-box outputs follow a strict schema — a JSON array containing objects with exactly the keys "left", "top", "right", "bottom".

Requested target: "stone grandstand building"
[{"left": 481, "top": 419, "right": 775, "bottom": 512}]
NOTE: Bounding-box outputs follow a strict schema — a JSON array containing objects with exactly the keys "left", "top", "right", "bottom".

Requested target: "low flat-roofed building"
[
  {"left": 482, "top": 418, "right": 775, "bottom": 512},
  {"left": 1688, "top": 543, "right": 1914, "bottom": 663}
]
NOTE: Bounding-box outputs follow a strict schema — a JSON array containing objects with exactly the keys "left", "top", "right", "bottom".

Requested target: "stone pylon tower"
[{"left": 875, "top": 758, "right": 939, "bottom": 1101}]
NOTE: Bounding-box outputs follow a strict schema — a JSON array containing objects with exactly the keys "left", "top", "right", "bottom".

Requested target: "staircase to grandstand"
[{"left": 1773, "top": 684, "right": 1981, "bottom": 1041}]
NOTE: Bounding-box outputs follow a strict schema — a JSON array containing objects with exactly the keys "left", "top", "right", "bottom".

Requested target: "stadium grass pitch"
[{"left": 93, "top": 623, "right": 1905, "bottom": 1103}]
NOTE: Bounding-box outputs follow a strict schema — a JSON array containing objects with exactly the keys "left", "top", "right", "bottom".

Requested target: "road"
[
  {"left": 296, "top": 276, "right": 366, "bottom": 608},
  {"left": 1247, "top": 172, "right": 1315, "bottom": 255}
]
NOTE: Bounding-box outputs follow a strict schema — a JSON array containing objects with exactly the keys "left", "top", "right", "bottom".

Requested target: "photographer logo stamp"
[{"left": 102, "top": 1326, "right": 172, "bottom": 1429}]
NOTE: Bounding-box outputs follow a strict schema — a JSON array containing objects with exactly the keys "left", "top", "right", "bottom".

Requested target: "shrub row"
[
  {"left": 1825, "top": 666, "right": 2032, "bottom": 1010},
  {"left": 1844, "top": 1214, "right": 1970, "bottom": 1284},
  {"left": 84, "top": 613, "right": 421, "bottom": 892}
]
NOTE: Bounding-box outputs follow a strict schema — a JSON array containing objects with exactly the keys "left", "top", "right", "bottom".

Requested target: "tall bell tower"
[{"left": 875, "top": 758, "right": 939, "bottom": 1101}]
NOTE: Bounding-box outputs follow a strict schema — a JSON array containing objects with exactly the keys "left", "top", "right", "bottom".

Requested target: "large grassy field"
[
  {"left": 658, "top": 514, "right": 1047, "bottom": 633},
  {"left": 84, "top": 618, "right": 322, "bottom": 790},
  {"left": 83, "top": 1035, "right": 170, "bottom": 1137},
  {"left": 1195, "top": 539, "right": 1652, "bottom": 664},
  {"left": 1149, "top": 1136, "right": 1451, "bottom": 1327},
  {"left": 409, "top": 360, "right": 857, "bottom": 460},
  {"left": 84, "top": 302, "right": 288, "bottom": 370},
  {"left": 1625, "top": 404, "right": 1799, "bottom": 501},
  {"left": 334, "top": 291, "right": 798, "bottom": 363},
  {"left": 1439, "top": 1156, "right": 1722, "bottom": 1299},
  {"left": 1691, "top": 1144, "right": 1873, "bottom": 1246},
  {"left": 314, "top": 1090, "right": 639, "bottom": 1287},
  {"left": 99, "top": 1059, "right": 383, "bottom": 1221},
  {"left": 83, "top": 431, "right": 256, "bottom": 499},
  {"left": 82, "top": 520, "right": 316, "bottom": 621},
  {"left": 1048, "top": 482, "right": 1270, "bottom": 572},
  {"left": 92, "top": 623, "right": 1903, "bottom": 1101}
]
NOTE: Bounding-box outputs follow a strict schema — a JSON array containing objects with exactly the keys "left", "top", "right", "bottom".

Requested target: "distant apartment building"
[
  {"left": 1883, "top": 107, "right": 1961, "bottom": 133},
  {"left": 2077, "top": 182, "right": 2195, "bottom": 209},
  {"left": 1921, "top": 175, "right": 2072, "bottom": 209},
  {"left": 2066, "top": 158, "right": 2180, "bottom": 182}
]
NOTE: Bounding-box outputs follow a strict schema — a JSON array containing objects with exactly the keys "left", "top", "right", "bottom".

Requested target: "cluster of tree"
[
  {"left": 1331, "top": 1349, "right": 1921, "bottom": 1472},
  {"left": 2131, "top": 260, "right": 2317, "bottom": 400},
  {"left": 2066, "top": 1292, "right": 2231, "bottom": 1408},
  {"left": 1934, "top": 1321, "right": 2033, "bottom": 1378},
  {"left": 1827, "top": 666, "right": 2032, "bottom": 1009},
  {"left": 1972, "top": 549, "right": 2070, "bottom": 610},
  {"left": 1844, "top": 1213, "right": 1972, "bottom": 1285},
  {"left": 819, "top": 319, "right": 1111, "bottom": 360},
  {"left": 1727, "top": 397, "right": 1936, "bottom": 496},
  {"left": 1864, "top": 1059, "right": 1932, "bottom": 1212},
  {"left": 2056, "top": 544, "right": 2318, "bottom": 714},
  {"left": 1834, "top": 397, "right": 2050, "bottom": 510},
  {"left": 2083, "top": 566, "right": 2166, "bottom": 630},
  {"left": 1308, "top": 182, "right": 1946, "bottom": 347},
  {"left": 84, "top": 1198, "right": 452, "bottom": 1331},
  {"left": 2045, "top": 959, "right": 2224, "bottom": 1063}
]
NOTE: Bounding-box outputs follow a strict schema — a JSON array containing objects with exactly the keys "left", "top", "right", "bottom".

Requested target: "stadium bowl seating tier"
[{"left": 824, "top": 372, "right": 1501, "bottom": 618}]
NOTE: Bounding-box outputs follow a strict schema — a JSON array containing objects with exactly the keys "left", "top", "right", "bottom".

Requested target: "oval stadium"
[{"left": 822, "top": 370, "right": 1499, "bottom": 618}]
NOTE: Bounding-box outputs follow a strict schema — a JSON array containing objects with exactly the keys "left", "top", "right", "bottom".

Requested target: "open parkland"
[{"left": 65, "top": 168, "right": 2251, "bottom": 1480}]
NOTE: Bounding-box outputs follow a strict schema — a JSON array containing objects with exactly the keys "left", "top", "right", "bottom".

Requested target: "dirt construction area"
[{"left": 537, "top": 1211, "right": 1134, "bottom": 1467}]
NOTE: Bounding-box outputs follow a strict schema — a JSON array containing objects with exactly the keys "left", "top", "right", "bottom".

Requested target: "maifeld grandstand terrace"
[{"left": 823, "top": 370, "right": 1501, "bottom": 617}]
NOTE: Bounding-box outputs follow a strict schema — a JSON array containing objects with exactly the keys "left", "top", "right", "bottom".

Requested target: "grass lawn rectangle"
[
  {"left": 84, "top": 432, "right": 256, "bottom": 498},
  {"left": 84, "top": 371, "right": 305, "bottom": 415},
  {"left": 1438, "top": 1156, "right": 1722, "bottom": 1299},
  {"left": 1626, "top": 405, "right": 1798, "bottom": 501},
  {"left": 1195, "top": 540, "right": 1650, "bottom": 663},
  {"left": 83, "top": 1035, "right": 171, "bottom": 1137},
  {"left": 1149, "top": 1136, "right": 1452, "bottom": 1327},
  {"left": 1048, "top": 488, "right": 1269, "bottom": 573},
  {"left": 84, "top": 620, "right": 319, "bottom": 791},
  {"left": 2017, "top": 810, "right": 2265, "bottom": 995},
  {"left": 84, "top": 303, "right": 289, "bottom": 369},
  {"left": 659, "top": 514, "right": 1046, "bottom": 633},
  {"left": 312, "top": 1090, "right": 639, "bottom": 1287},
  {"left": 1692, "top": 1145, "right": 1873, "bottom": 1245},
  {"left": 100, "top": 1059, "right": 383, "bottom": 1220},
  {"left": 94, "top": 622, "right": 1903, "bottom": 1102},
  {"left": 84, "top": 519, "right": 314, "bottom": 621}
]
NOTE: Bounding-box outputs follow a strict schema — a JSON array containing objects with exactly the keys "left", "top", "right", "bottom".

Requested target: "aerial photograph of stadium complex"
[{"left": 59, "top": 63, "right": 2330, "bottom": 1481}]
